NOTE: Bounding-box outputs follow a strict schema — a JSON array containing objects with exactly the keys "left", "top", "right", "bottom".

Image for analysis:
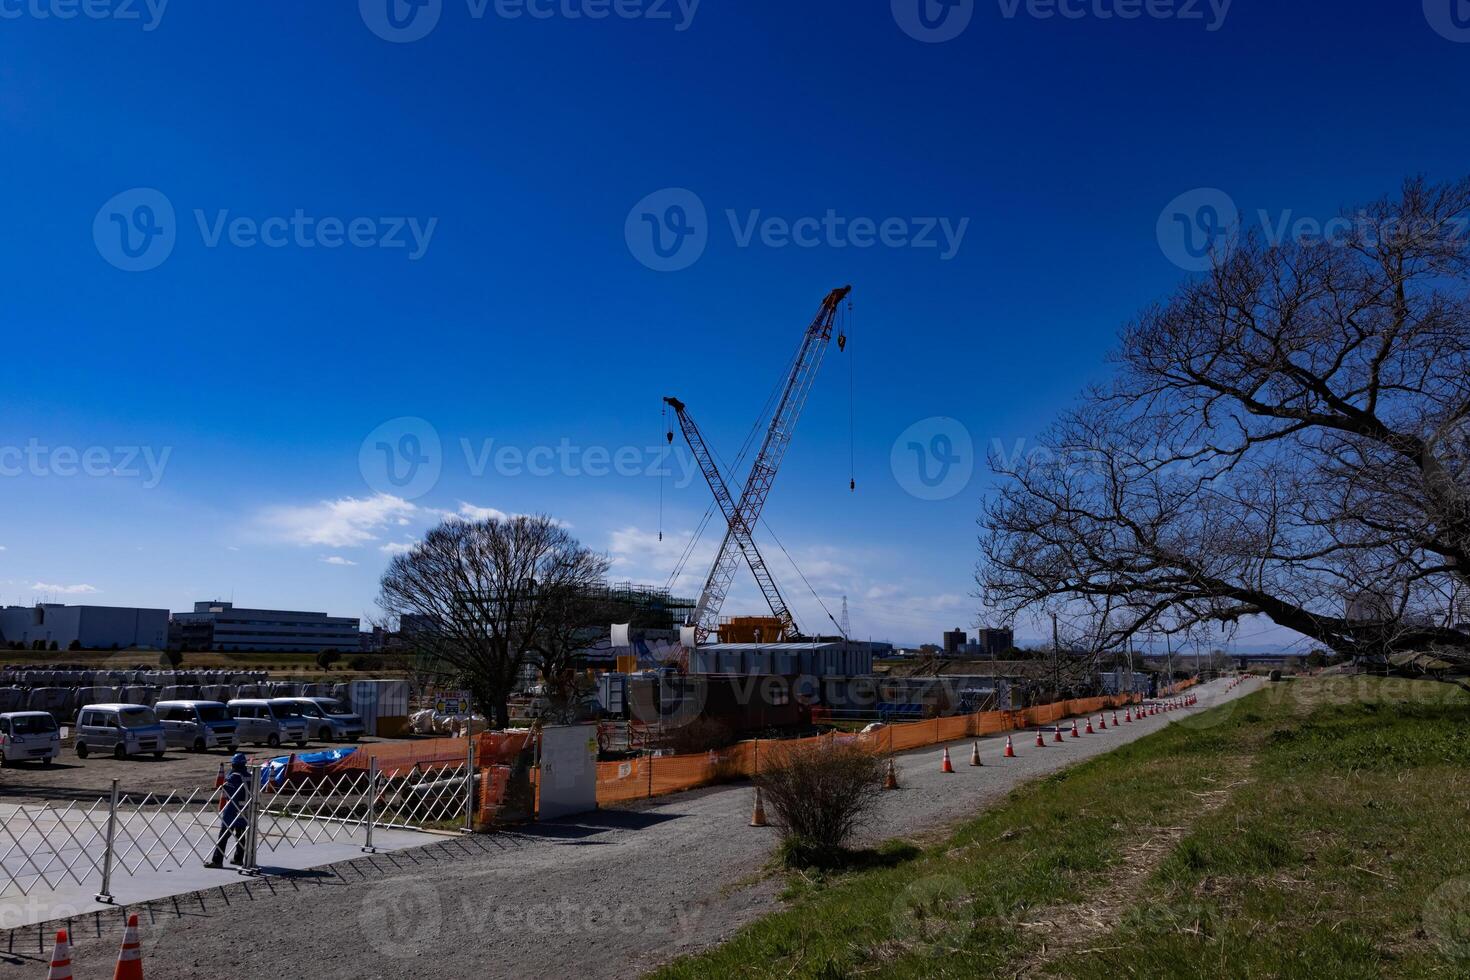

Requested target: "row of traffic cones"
[
  {"left": 46, "top": 913, "right": 144, "bottom": 980},
  {"left": 754, "top": 701, "right": 1166, "bottom": 818}
]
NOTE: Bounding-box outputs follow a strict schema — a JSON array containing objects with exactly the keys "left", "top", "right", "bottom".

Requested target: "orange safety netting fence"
[{"left": 595, "top": 692, "right": 1144, "bottom": 806}]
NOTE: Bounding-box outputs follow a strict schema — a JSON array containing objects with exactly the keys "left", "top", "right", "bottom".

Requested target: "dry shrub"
[{"left": 757, "top": 741, "right": 887, "bottom": 865}]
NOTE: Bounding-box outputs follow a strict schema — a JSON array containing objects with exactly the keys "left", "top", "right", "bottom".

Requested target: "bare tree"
[
  {"left": 378, "top": 514, "right": 611, "bottom": 727},
  {"left": 981, "top": 176, "right": 1470, "bottom": 671}
]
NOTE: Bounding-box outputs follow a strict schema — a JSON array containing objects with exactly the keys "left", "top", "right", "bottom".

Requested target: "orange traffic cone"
[
  {"left": 46, "top": 929, "right": 71, "bottom": 980},
  {"left": 114, "top": 912, "right": 143, "bottom": 980},
  {"left": 883, "top": 758, "right": 899, "bottom": 790},
  {"left": 969, "top": 742, "right": 983, "bottom": 766},
  {"left": 1053, "top": 725, "right": 1064, "bottom": 743},
  {"left": 941, "top": 748, "right": 955, "bottom": 773},
  {"left": 1112, "top": 711, "right": 1120, "bottom": 726},
  {"left": 1085, "top": 717, "right": 1095, "bottom": 734},
  {"left": 750, "top": 787, "right": 768, "bottom": 827},
  {"left": 1124, "top": 708, "right": 1133, "bottom": 722},
  {"left": 1035, "top": 730, "right": 1045, "bottom": 747},
  {"left": 1098, "top": 714, "right": 1107, "bottom": 730},
  {"left": 1004, "top": 736, "right": 1016, "bottom": 758},
  {"left": 1071, "top": 720, "right": 1081, "bottom": 738}
]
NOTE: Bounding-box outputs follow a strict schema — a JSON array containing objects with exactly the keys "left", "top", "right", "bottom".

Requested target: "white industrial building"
[
  {"left": 170, "top": 601, "right": 360, "bottom": 652},
  {"left": 0, "top": 604, "right": 170, "bottom": 650}
]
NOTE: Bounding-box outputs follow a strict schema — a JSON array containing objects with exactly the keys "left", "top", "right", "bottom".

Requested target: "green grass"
[{"left": 652, "top": 677, "right": 1470, "bottom": 979}]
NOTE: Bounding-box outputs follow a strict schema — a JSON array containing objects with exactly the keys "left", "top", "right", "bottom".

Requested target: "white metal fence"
[{"left": 0, "top": 760, "right": 474, "bottom": 901}]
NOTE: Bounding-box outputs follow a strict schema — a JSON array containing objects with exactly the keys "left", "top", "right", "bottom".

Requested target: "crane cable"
[
  {"left": 845, "top": 297, "right": 855, "bottom": 492},
  {"left": 658, "top": 402, "right": 667, "bottom": 542}
]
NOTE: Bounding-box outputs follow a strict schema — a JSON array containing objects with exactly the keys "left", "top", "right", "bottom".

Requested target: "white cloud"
[
  {"left": 259, "top": 493, "right": 420, "bottom": 548},
  {"left": 609, "top": 525, "right": 718, "bottom": 594},
  {"left": 320, "top": 556, "right": 358, "bottom": 566},
  {"left": 448, "top": 503, "right": 571, "bottom": 529},
  {"left": 32, "top": 582, "right": 100, "bottom": 595},
  {"left": 455, "top": 502, "right": 510, "bottom": 522},
  {"left": 379, "top": 541, "right": 416, "bottom": 556}
]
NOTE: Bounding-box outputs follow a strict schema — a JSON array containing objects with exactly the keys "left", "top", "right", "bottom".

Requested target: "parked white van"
[
  {"left": 154, "top": 700, "right": 239, "bottom": 752},
  {"left": 75, "top": 704, "right": 167, "bottom": 759},
  {"left": 227, "top": 699, "right": 309, "bottom": 748},
  {"left": 280, "top": 697, "right": 365, "bottom": 742},
  {"left": 0, "top": 711, "right": 61, "bottom": 766}
]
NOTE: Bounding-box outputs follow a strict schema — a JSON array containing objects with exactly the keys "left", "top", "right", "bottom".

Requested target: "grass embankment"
[{"left": 655, "top": 677, "right": 1470, "bottom": 979}]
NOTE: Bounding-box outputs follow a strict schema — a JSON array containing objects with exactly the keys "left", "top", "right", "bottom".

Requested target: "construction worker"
[{"left": 206, "top": 752, "right": 250, "bottom": 869}]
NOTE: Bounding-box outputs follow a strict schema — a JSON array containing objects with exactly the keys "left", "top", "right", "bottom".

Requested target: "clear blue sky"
[{"left": 1, "top": 0, "right": 1466, "bottom": 647}]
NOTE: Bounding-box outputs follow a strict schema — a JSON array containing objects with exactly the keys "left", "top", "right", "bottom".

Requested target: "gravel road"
[{"left": 16, "top": 678, "right": 1259, "bottom": 980}]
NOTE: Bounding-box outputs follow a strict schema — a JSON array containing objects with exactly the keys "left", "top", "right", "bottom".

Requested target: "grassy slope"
[{"left": 653, "top": 677, "right": 1470, "bottom": 979}]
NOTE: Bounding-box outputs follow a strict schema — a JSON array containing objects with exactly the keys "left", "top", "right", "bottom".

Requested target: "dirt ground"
[{"left": 0, "top": 735, "right": 389, "bottom": 806}]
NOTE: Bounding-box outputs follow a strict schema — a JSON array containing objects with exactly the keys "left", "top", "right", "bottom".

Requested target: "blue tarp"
[{"left": 258, "top": 746, "right": 356, "bottom": 786}]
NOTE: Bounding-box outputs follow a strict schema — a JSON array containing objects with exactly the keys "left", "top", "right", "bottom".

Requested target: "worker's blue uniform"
[{"left": 207, "top": 755, "right": 250, "bottom": 867}]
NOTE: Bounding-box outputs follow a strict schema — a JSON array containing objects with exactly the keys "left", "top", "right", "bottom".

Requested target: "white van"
[
  {"left": 154, "top": 700, "right": 239, "bottom": 752},
  {"left": 228, "top": 699, "right": 309, "bottom": 748},
  {"left": 75, "top": 704, "right": 167, "bottom": 759},
  {"left": 280, "top": 698, "right": 365, "bottom": 742},
  {"left": 0, "top": 711, "right": 61, "bottom": 766}
]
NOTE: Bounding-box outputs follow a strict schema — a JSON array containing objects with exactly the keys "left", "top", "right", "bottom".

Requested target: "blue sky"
[{"left": 1, "top": 0, "right": 1467, "bottom": 647}]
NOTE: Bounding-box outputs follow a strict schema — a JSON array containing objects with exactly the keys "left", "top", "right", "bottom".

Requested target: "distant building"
[
  {"left": 943, "top": 628, "right": 968, "bottom": 655},
  {"left": 975, "top": 628, "right": 1014, "bottom": 657},
  {"left": 169, "top": 601, "right": 360, "bottom": 653},
  {"left": 689, "top": 640, "right": 889, "bottom": 677},
  {"left": 0, "top": 604, "right": 169, "bottom": 651}
]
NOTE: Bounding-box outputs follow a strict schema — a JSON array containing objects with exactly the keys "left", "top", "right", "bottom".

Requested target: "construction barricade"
[{"left": 594, "top": 691, "right": 1142, "bottom": 806}]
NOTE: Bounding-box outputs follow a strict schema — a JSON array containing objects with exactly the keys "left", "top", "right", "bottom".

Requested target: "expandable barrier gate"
[
  {"left": 0, "top": 737, "right": 524, "bottom": 901},
  {"left": 596, "top": 689, "right": 1172, "bottom": 805}
]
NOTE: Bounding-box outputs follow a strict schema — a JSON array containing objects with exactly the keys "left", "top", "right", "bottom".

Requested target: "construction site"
[
  {"left": 0, "top": 284, "right": 1223, "bottom": 980},
  {"left": 11, "top": 3, "right": 1470, "bottom": 971}
]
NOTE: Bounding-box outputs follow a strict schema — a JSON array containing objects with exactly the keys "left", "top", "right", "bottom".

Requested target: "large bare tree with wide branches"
[
  {"left": 379, "top": 513, "right": 611, "bottom": 727},
  {"left": 981, "top": 176, "right": 1470, "bottom": 670}
]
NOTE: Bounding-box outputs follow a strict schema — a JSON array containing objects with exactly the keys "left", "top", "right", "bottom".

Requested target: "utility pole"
[{"left": 1051, "top": 612, "right": 1061, "bottom": 699}]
